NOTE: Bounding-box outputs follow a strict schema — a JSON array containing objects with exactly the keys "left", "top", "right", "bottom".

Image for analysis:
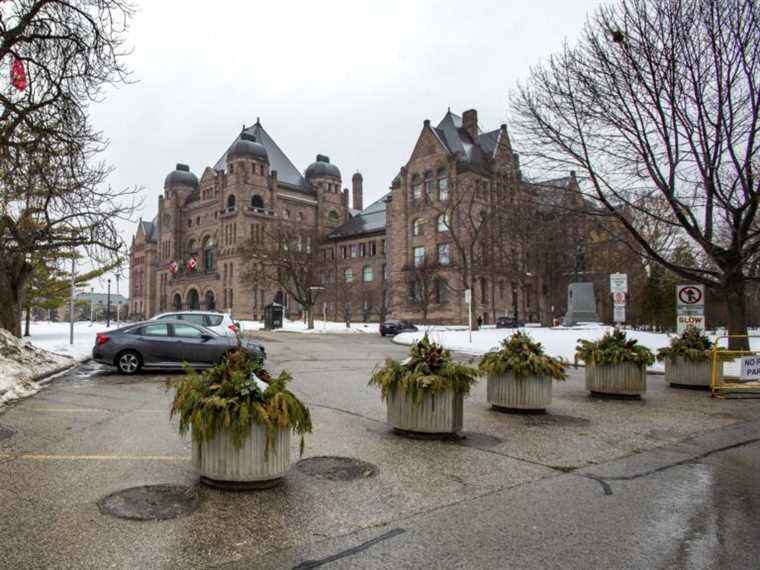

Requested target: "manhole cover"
[
  {"left": 0, "top": 424, "right": 15, "bottom": 442},
  {"left": 297, "top": 456, "right": 378, "bottom": 481},
  {"left": 97, "top": 484, "right": 199, "bottom": 521}
]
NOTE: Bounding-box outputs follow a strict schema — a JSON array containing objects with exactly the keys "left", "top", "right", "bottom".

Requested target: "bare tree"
[
  {"left": 0, "top": 1, "right": 136, "bottom": 336},
  {"left": 241, "top": 223, "right": 325, "bottom": 330},
  {"left": 512, "top": 0, "right": 759, "bottom": 349},
  {"left": 406, "top": 257, "right": 443, "bottom": 324}
]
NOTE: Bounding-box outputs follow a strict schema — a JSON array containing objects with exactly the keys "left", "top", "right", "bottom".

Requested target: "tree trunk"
[
  {"left": 307, "top": 306, "right": 314, "bottom": 330},
  {"left": 0, "top": 261, "right": 29, "bottom": 337},
  {"left": 724, "top": 278, "right": 750, "bottom": 351},
  {"left": 24, "top": 306, "right": 31, "bottom": 337}
]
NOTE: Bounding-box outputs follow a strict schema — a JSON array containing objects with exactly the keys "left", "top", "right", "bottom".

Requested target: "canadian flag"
[
  {"left": 11, "top": 58, "right": 26, "bottom": 91},
  {"left": 168, "top": 261, "right": 178, "bottom": 274},
  {"left": 186, "top": 257, "right": 198, "bottom": 271}
]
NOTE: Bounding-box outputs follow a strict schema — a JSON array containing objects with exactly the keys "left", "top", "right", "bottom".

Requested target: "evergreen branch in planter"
[
  {"left": 168, "top": 349, "right": 312, "bottom": 455},
  {"left": 479, "top": 331, "right": 568, "bottom": 380},
  {"left": 575, "top": 329, "right": 655, "bottom": 368},
  {"left": 369, "top": 335, "right": 478, "bottom": 405},
  {"left": 656, "top": 327, "right": 713, "bottom": 363}
]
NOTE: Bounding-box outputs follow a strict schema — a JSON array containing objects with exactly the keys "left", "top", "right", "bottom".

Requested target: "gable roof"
[
  {"left": 328, "top": 193, "right": 389, "bottom": 240},
  {"left": 432, "top": 111, "right": 500, "bottom": 165},
  {"left": 213, "top": 120, "right": 307, "bottom": 191},
  {"left": 139, "top": 218, "right": 157, "bottom": 242}
]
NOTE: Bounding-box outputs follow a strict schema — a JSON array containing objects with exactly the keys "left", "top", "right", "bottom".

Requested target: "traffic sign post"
[{"left": 676, "top": 284, "right": 705, "bottom": 333}]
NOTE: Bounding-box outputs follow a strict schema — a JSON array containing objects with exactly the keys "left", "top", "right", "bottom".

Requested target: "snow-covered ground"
[
  {"left": 1, "top": 321, "right": 117, "bottom": 407},
  {"left": 239, "top": 319, "right": 380, "bottom": 335},
  {"left": 396, "top": 324, "right": 760, "bottom": 373}
]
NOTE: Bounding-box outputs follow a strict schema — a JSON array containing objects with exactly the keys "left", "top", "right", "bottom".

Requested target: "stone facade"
[{"left": 129, "top": 108, "right": 636, "bottom": 324}]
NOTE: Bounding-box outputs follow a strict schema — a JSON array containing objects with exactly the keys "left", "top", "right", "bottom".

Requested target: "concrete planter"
[
  {"left": 192, "top": 424, "right": 291, "bottom": 490},
  {"left": 386, "top": 388, "right": 463, "bottom": 435},
  {"left": 487, "top": 373, "right": 552, "bottom": 412},
  {"left": 664, "top": 356, "right": 714, "bottom": 388},
  {"left": 585, "top": 362, "right": 647, "bottom": 397}
]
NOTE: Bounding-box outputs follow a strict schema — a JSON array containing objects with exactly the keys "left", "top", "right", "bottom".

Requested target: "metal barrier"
[{"left": 710, "top": 335, "right": 760, "bottom": 398}]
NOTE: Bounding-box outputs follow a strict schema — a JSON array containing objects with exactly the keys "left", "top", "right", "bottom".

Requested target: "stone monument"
[{"left": 563, "top": 241, "right": 599, "bottom": 326}]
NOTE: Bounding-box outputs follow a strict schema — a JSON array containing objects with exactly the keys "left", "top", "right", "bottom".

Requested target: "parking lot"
[{"left": 1, "top": 332, "right": 760, "bottom": 569}]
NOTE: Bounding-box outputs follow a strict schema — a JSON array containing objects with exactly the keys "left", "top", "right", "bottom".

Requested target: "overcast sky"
[{"left": 91, "top": 0, "right": 601, "bottom": 292}]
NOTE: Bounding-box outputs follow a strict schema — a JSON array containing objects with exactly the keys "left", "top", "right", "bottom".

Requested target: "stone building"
[{"left": 129, "top": 108, "right": 633, "bottom": 324}]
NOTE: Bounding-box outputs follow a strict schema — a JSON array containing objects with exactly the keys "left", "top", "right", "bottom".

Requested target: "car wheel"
[{"left": 116, "top": 351, "right": 142, "bottom": 375}]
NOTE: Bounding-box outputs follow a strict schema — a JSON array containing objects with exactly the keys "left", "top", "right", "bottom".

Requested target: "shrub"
[
  {"left": 575, "top": 329, "right": 655, "bottom": 368},
  {"left": 657, "top": 327, "right": 713, "bottom": 363},
  {"left": 369, "top": 335, "right": 478, "bottom": 404},
  {"left": 168, "top": 348, "right": 312, "bottom": 455},
  {"left": 479, "top": 331, "right": 567, "bottom": 380}
]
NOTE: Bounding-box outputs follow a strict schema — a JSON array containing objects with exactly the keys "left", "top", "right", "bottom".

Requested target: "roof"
[
  {"left": 164, "top": 163, "right": 199, "bottom": 189},
  {"left": 75, "top": 292, "right": 129, "bottom": 304},
  {"left": 214, "top": 120, "right": 307, "bottom": 190},
  {"left": 432, "top": 111, "right": 500, "bottom": 166},
  {"left": 139, "top": 218, "right": 157, "bottom": 242},
  {"left": 328, "top": 193, "right": 389, "bottom": 239}
]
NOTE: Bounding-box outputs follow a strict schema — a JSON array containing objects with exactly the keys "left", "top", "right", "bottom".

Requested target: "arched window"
[
  {"left": 437, "top": 168, "right": 448, "bottom": 201},
  {"left": 227, "top": 194, "right": 236, "bottom": 211},
  {"left": 411, "top": 174, "right": 422, "bottom": 201},
  {"left": 188, "top": 239, "right": 197, "bottom": 255},
  {"left": 328, "top": 210, "right": 340, "bottom": 224},
  {"left": 363, "top": 266, "right": 373, "bottom": 282},
  {"left": 173, "top": 293, "right": 182, "bottom": 311},
  {"left": 204, "top": 290, "right": 215, "bottom": 310},
  {"left": 202, "top": 236, "right": 214, "bottom": 272},
  {"left": 344, "top": 268, "right": 353, "bottom": 283},
  {"left": 251, "top": 194, "right": 264, "bottom": 209},
  {"left": 412, "top": 218, "right": 424, "bottom": 236},
  {"left": 437, "top": 213, "right": 449, "bottom": 232}
]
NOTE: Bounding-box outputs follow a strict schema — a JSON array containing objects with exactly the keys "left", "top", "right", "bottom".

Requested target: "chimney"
[
  {"left": 342, "top": 188, "right": 349, "bottom": 207},
  {"left": 462, "top": 109, "right": 478, "bottom": 141},
  {"left": 352, "top": 172, "right": 363, "bottom": 211}
]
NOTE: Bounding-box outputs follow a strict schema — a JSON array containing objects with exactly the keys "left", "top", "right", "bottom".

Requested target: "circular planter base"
[
  {"left": 589, "top": 391, "right": 642, "bottom": 400},
  {"left": 392, "top": 427, "right": 465, "bottom": 441},
  {"left": 200, "top": 475, "right": 283, "bottom": 491},
  {"left": 669, "top": 382, "right": 711, "bottom": 391},
  {"left": 491, "top": 404, "right": 546, "bottom": 415}
]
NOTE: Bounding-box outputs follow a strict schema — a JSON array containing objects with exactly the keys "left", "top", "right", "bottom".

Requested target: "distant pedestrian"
[{"left": 477, "top": 315, "right": 483, "bottom": 328}]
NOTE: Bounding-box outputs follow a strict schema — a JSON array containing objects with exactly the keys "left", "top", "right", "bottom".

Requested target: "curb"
[{"left": 36, "top": 357, "right": 91, "bottom": 387}]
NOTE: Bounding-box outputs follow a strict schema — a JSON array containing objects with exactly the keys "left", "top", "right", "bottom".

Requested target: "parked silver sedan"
[{"left": 91, "top": 320, "right": 265, "bottom": 375}]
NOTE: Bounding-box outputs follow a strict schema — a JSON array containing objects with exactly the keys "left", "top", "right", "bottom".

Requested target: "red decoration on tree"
[
  {"left": 169, "top": 261, "right": 178, "bottom": 274},
  {"left": 186, "top": 257, "right": 197, "bottom": 272},
  {"left": 10, "top": 58, "right": 27, "bottom": 91}
]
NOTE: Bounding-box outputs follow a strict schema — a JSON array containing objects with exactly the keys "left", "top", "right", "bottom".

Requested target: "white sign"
[
  {"left": 613, "top": 304, "right": 626, "bottom": 323},
  {"left": 465, "top": 289, "right": 471, "bottom": 304},
  {"left": 740, "top": 356, "right": 760, "bottom": 381},
  {"left": 677, "top": 314, "right": 705, "bottom": 334},
  {"left": 610, "top": 273, "right": 628, "bottom": 294},
  {"left": 612, "top": 292, "right": 626, "bottom": 305}
]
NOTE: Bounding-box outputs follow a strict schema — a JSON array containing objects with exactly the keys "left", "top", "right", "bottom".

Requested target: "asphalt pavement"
[{"left": 0, "top": 331, "right": 759, "bottom": 569}]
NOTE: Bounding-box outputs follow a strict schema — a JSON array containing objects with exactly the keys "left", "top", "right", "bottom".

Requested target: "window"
[
  {"left": 283, "top": 209, "right": 290, "bottom": 219},
  {"left": 297, "top": 212, "right": 304, "bottom": 222},
  {"left": 359, "top": 243, "right": 366, "bottom": 257},
  {"left": 435, "top": 278, "right": 448, "bottom": 304},
  {"left": 227, "top": 194, "right": 236, "bottom": 210},
  {"left": 382, "top": 263, "right": 388, "bottom": 280},
  {"left": 411, "top": 174, "right": 422, "bottom": 201},
  {"left": 437, "top": 243, "right": 450, "bottom": 265},
  {"left": 251, "top": 194, "right": 264, "bottom": 209},
  {"left": 341, "top": 246, "right": 348, "bottom": 259},
  {"left": 173, "top": 323, "right": 204, "bottom": 338},
  {"left": 437, "top": 213, "right": 449, "bottom": 232},
  {"left": 181, "top": 314, "right": 206, "bottom": 326},
  {"left": 363, "top": 266, "right": 373, "bottom": 282},
  {"left": 328, "top": 210, "right": 340, "bottom": 224},
  {"left": 141, "top": 324, "right": 169, "bottom": 337},
  {"left": 344, "top": 269, "right": 354, "bottom": 283},
  {"left": 368, "top": 241, "right": 377, "bottom": 256},
  {"left": 424, "top": 171, "right": 433, "bottom": 199},
  {"left": 414, "top": 246, "right": 425, "bottom": 267},
  {"left": 203, "top": 237, "right": 214, "bottom": 272},
  {"left": 350, "top": 245, "right": 358, "bottom": 258},
  {"left": 413, "top": 218, "right": 424, "bottom": 236},
  {"left": 207, "top": 315, "right": 224, "bottom": 327},
  {"left": 437, "top": 169, "right": 448, "bottom": 201}
]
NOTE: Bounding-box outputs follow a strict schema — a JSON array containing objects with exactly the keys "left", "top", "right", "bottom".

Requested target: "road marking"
[
  {"left": 0, "top": 453, "right": 189, "bottom": 462},
  {"left": 28, "top": 408, "right": 110, "bottom": 413}
]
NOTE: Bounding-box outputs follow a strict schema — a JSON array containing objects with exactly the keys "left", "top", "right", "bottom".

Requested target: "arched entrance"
[
  {"left": 204, "top": 290, "right": 216, "bottom": 311},
  {"left": 173, "top": 293, "right": 182, "bottom": 311},
  {"left": 187, "top": 289, "right": 200, "bottom": 310}
]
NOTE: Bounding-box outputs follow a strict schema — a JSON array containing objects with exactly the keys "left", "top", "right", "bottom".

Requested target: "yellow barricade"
[{"left": 710, "top": 335, "right": 760, "bottom": 399}]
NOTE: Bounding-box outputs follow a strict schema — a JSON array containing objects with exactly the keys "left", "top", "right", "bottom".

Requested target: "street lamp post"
[
  {"left": 115, "top": 272, "right": 121, "bottom": 327},
  {"left": 106, "top": 278, "right": 111, "bottom": 328},
  {"left": 90, "top": 287, "right": 94, "bottom": 325}
]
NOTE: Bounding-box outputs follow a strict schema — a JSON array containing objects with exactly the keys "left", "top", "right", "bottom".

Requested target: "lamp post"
[
  {"left": 115, "top": 271, "right": 121, "bottom": 327},
  {"left": 90, "top": 287, "right": 94, "bottom": 325},
  {"left": 106, "top": 278, "right": 111, "bottom": 328}
]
